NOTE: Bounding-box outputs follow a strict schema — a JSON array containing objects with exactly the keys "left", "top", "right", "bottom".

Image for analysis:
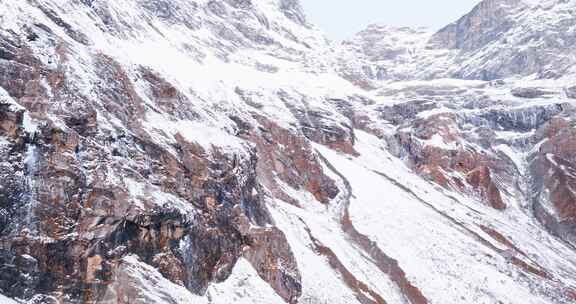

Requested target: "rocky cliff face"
[{"left": 1, "top": 0, "right": 576, "bottom": 303}]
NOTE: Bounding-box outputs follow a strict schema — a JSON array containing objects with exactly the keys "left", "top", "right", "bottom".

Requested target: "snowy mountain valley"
[{"left": 1, "top": 0, "right": 576, "bottom": 303}]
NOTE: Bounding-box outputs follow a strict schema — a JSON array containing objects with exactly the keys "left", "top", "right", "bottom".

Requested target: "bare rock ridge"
[{"left": 1, "top": 0, "right": 576, "bottom": 303}]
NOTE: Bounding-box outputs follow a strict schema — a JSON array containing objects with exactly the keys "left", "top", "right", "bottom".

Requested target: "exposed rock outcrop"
[{"left": 2, "top": 0, "right": 576, "bottom": 303}]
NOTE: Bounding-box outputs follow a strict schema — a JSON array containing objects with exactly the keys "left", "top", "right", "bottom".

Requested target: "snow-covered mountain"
[
  {"left": 1, "top": 0, "right": 576, "bottom": 303},
  {"left": 341, "top": 0, "right": 576, "bottom": 85}
]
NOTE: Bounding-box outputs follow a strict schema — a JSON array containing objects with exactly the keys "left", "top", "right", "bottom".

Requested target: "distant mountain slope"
[{"left": 340, "top": 0, "right": 576, "bottom": 83}]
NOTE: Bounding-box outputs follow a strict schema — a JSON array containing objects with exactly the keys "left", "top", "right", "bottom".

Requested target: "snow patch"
[
  {"left": 207, "top": 258, "right": 287, "bottom": 304},
  {"left": 495, "top": 144, "right": 526, "bottom": 173},
  {"left": 0, "top": 87, "right": 24, "bottom": 112},
  {"left": 23, "top": 144, "right": 38, "bottom": 174},
  {"left": 143, "top": 112, "right": 247, "bottom": 154},
  {"left": 124, "top": 178, "right": 197, "bottom": 214},
  {"left": 0, "top": 294, "right": 17, "bottom": 304},
  {"left": 121, "top": 255, "right": 208, "bottom": 304},
  {"left": 420, "top": 133, "right": 459, "bottom": 150}
]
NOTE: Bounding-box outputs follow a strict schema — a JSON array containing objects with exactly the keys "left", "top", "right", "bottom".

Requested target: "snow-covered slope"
[
  {"left": 1, "top": 0, "right": 576, "bottom": 303},
  {"left": 0, "top": 294, "right": 17, "bottom": 304}
]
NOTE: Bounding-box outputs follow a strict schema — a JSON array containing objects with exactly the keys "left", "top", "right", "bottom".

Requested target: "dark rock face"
[
  {"left": 377, "top": 100, "right": 436, "bottom": 125},
  {"left": 0, "top": 106, "right": 300, "bottom": 303},
  {"left": 474, "top": 104, "right": 564, "bottom": 132},
  {"left": 511, "top": 87, "right": 554, "bottom": 99},
  {"left": 0, "top": 6, "right": 302, "bottom": 301},
  {"left": 0, "top": 139, "right": 32, "bottom": 299}
]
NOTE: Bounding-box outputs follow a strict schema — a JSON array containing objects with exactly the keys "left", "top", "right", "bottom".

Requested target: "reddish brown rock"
[
  {"left": 152, "top": 251, "right": 187, "bottom": 286},
  {"left": 530, "top": 118, "right": 576, "bottom": 244},
  {"left": 241, "top": 115, "right": 339, "bottom": 205},
  {"left": 466, "top": 166, "right": 506, "bottom": 210},
  {"left": 0, "top": 41, "right": 302, "bottom": 303},
  {"left": 140, "top": 67, "right": 201, "bottom": 121},
  {"left": 394, "top": 113, "right": 507, "bottom": 210},
  {"left": 0, "top": 103, "right": 24, "bottom": 138},
  {"left": 243, "top": 227, "right": 301, "bottom": 303}
]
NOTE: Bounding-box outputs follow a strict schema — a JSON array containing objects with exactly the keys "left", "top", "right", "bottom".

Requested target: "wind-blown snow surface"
[
  {"left": 1, "top": 0, "right": 576, "bottom": 303},
  {"left": 0, "top": 294, "right": 16, "bottom": 304}
]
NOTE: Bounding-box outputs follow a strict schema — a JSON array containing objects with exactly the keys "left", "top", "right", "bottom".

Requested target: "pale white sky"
[{"left": 300, "top": 0, "right": 483, "bottom": 40}]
